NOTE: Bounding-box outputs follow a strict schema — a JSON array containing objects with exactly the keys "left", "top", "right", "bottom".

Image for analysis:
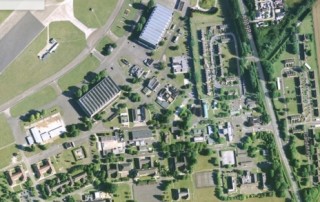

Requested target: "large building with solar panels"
[
  {"left": 78, "top": 76, "right": 121, "bottom": 117},
  {"left": 139, "top": 4, "right": 173, "bottom": 49}
]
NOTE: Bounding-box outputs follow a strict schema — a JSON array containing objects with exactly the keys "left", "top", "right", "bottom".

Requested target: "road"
[
  {"left": 0, "top": 0, "right": 125, "bottom": 113},
  {"left": 237, "top": 0, "right": 301, "bottom": 201}
]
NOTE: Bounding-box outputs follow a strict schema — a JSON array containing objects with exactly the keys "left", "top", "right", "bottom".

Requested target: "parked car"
[
  {"left": 63, "top": 142, "right": 75, "bottom": 149},
  {"left": 121, "top": 58, "right": 129, "bottom": 65}
]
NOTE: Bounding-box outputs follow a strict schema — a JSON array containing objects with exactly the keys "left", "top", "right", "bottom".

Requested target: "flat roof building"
[
  {"left": 171, "top": 56, "right": 189, "bottom": 74},
  {"left": 78, "top": 77, "right": 121, "bottom": 117},
  {"left": 139, "top": 4, "right": 173, "bottom": 49}
]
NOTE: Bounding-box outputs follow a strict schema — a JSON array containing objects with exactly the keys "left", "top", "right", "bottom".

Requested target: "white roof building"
[
  {"left": 171, "top": 56, "right": 189, "bottom": 74},
  {"left": 139, "top": 4, "right": 173, "bottom": 49}
]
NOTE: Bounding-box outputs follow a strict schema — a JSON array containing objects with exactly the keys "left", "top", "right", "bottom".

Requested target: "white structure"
[
  {"left": 171, "top": 56, "right": 189, "bottom": 74},
  {"left": 27, "top": 113, "right": 66, "bottom": 144},
  {"left": 220, "top": 150, "right": 236, "bottom": 166},
  {"left": 38, "top": 38, "right": 59, "bottom": 60},
  {"left": 277, "top": 77, "right": 281, "bottom": 90},
  {"left": 139, "top": 4, "right": 173, "bottom": 49},
  {"left": 100, "top": 136, "right": 126, "bottom": 155}
]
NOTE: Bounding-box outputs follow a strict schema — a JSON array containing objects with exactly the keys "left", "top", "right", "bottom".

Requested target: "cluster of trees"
[
  {"left": 75, "top": 70, "right": 107, "bottom": 98},
  {"left": 128, "top": 93, "right": 141, "bottom": 102},
  {"left": 253, "top": 0, "right": 316, "bottom": 59},
  {"left": 255, "top": 132, "right": 288, "bottom": 197},
  {"left": 176, "top": 108, "right": 192, "bottom": 130},
  {"left": 132, "top": 0, "right": 155, "bottom": 37},
  {"left": 25, "top": 109, "right": 46, "bottom": 123},
  {"left": 147, "top": 109, "right": 173, "bottom": 129},
  {"left": 301, "top": 186, "right": 320, "bottom": 202}
]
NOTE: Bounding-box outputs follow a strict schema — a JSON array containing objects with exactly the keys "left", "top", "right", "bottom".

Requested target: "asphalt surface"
[
  {"left": 0, "top": 12, "right": 44, "bottom": 73},
  {"left": 237, "top": 0, "right": 301, "bottom": 201}
]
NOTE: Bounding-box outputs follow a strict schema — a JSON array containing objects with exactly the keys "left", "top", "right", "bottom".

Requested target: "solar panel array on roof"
[
  {"left": 78, "top": 77, "right": 121, "bottom": 117},
  {"left": 139, "top": 4, "right": 173, "bottom": 49}
]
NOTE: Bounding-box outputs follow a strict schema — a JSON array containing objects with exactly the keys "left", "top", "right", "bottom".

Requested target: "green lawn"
[
  {"left": 74, "top": 0, "right": 118, "bottom": 28},
  {"left": 96, "top": 36, "right": 114, "bottom": 53},
  {"left": 10, "top": 86, "right": 58, "bottom": 117},
  {"left": 110, "top": 0, "right": 139, "bottom": 37},
  {"left": 283, "top": 77, "right": 299, "bottom": 115},
  {"left": 58, "top": 55, "right": 100, "bottom": 91},
  {"left": 0, "top": 114, "right": 14, "bottom": 148},
  {"left": 0, "top": 11, "right": 12, "bottom": 23},
  {"left": 0, "top": 21, "right": 86, "bottom": 105},
  {"left": 193, "top": 155, "right": 215, "bottom": 172},
  {"left": 0, "top": 145, "right": 18, "bottom": 169},
  {"left": 199, "top": 0, "right": 215, "bottom": 9},
  {"left": 285, "top": 0, "right": 303, "bottom": 7},
  {"left": 113, "top": 183, "right": 132, "bottom": 202}
]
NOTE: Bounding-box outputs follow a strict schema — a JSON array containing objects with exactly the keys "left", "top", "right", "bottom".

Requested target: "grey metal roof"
[
  {"left": 78, "top": 77, "right": 121, "bottom": 117},
  {"left": 130, "top": 129, "right": 153, "bottom": 140},
  {"left": 139, "top": 4, "right": 173, "bottom": 47}
]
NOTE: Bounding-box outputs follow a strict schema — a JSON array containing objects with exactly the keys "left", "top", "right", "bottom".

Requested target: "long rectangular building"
[
  {"left": 78, "top": 76, "right": 121, "bottom": 117},
  {"left": 139, "top": 4, "right": 173, "bottom": 49}
]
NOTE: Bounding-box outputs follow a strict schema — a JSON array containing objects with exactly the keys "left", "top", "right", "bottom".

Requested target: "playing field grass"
[
  {"left": 110, "top": 0, "right": 139, "bottom": 37},
  {"left": 96, "top": 36, "right": 114, "bottom": 53},
  {"left": 193, "top": 155, "right": 215, "bottom": 172},
  {"left": 10, "top": 86, "right": 58, "bottom": 117},
  {"left": 74, "top": 0, "right": 118, "bottom": 28},
  {"left": 0, "top": 21, "right": 86, "bottom": 105},
  {"left": 0, "top": 114, "right": 14, "bottom": 148},
  {"left": 58, "top": 55, "right": 100, "bottom": 91},
  {"left": 0, "top": 145, "right": 18, "bottom": 169},
  {"left": 0, "top": 11, "right": 12, "bottom": 23}
]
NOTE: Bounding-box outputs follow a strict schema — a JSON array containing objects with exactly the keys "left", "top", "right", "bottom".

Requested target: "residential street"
[{"left": 237, "top": 0, "right": 301, "bottom": 201}]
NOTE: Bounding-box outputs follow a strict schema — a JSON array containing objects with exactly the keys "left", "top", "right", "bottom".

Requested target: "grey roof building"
[
  {"left": 139, "top": 4, "right": 173, "bottom": 49},
  {"left": 78, "top": 77, "right": 121, "bottom": 117},
  {"left": 130, "top": 129, "right": 153, "bottom": 140}
]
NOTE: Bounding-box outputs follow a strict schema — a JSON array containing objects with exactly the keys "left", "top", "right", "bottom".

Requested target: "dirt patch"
[{"left": 312, "top": 0, "right": 320, "bottom": 75}]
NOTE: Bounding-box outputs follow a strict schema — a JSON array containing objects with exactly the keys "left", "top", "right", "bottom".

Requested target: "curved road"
[{"left": 0, "top": 0, "right": 124, "bottom": 113}]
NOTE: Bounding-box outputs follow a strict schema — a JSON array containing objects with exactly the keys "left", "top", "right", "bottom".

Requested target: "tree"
[
  {"left": 40, "top": 109, "right": 46, "bottom": 117},
  {"left": 29, "top": 114, "right": 35, "bottom": 122},
  {"left": 140, "top": 17, "right": 146, "bottom": 24},
  {"left": 158, "top": 62, "right": 165, "bottom": 70},
  {"left": 38, "top": 144, "right": 47, "bottom": 150},
  {"left": 147, "top": 0, "right": 155, "bottom": 9},
  {"left": 35, "top": 112, "right": 41, "bottom": 120},
  {"left": 169, "top": 45, "right": 179, "bottom": 50},
  {"left": 81, "top": 84, "right": 89, "bottom": 94},
  {"left": 65, "top": 196, "right": 75, "bottom": 202},
  {"left": 159, "top": 40, "right": 165, "bottom": 46},
  {"left": 135, "top": 23, "right": 143, "bottom": 32},
  {"left": 75, "top": 88, "right": 82, "bottom": 98},
  {"left": 99, "top": 69, "right": 107, "bottom": 78}
]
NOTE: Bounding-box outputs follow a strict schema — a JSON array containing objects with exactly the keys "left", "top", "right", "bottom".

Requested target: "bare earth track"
[{"left": 312, "top": 0, "right": 320, "bottom": 73}]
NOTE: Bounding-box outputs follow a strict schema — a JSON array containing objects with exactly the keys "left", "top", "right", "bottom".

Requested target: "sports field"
[{"left": 0, "top": 21, "right": 86, "bottom": 105}]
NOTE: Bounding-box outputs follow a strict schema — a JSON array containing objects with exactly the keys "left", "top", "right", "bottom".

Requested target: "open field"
[
  {"left": 0, "top": 114, "right": 14, "bottom": 148},
  {"left": 74, "top": 0, "right": 118, "bottom": 28},
  {"left": 0, "top": 11, "right": 11, "bottom": 23},
  {"left": 313, "top": 0, "right": 320, "bottom": 76},
  {"left": 283, "top": 77, "right": 299, "bottom": 115},
  {"left": 10, "top": 86, "right": 58, "bottom": 117},
  {"left": 113, "top": 183, "right": 132, "bottom": 202},
  {"left": 58, "top": 55, "right": 100, "bottom": 91},
  {"left": 0, "top": 21, "right": 86, "bottom": 105},
  {"left": 285, "top": 0, "right": 303, "bottom": 7},
  {"left": 199, "top": 0, "right": 215, "bottom": 9},
  {"left": 110, "top": 0, "right": 139, "bottom": 37},
  {"left": 0, "top": 145, "right": 18, "bottom": 169},
  {"left": 193, "top": 155, "right": 215, "bottom": 172}
]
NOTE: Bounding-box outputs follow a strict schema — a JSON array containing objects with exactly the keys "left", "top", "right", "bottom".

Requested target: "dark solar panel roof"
[
  {"left": 78, "top": 77, "right": 121, "bottom": 117},
  {"left": 139, "top": 4, "right": 173, "bottom": 48}
]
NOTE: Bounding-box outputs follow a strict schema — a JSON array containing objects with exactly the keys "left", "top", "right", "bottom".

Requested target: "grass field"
[
  {"left": 10, "top": 86, "right": 58, "bottom": 117},
  {"left": 113, "top": 183, "right": 132, "bottom": 202},
  {"left": 193, "top": 155, "right": 215, "bottom": 172},
  {"left": 0, "top": 114, "right": 14, "bottom": 148},
  {"left": 199, "top": 0, "right": 215, "bottom": 9},
  {"left": 0, "top": 145, "right": 18, "bottom": 169},
  {"left": 58, "top": 55, "right": 100, "bottom": 91},
  {"left": 285, "top": 0, "right": 303, "bottom": 7},
  {"left": 0, "top": 11, "right": 12, "bottom": 23},
  {"left": 96, "top": 36, "right": 114, "bottom": 53},
  {"left": 0, "top": 21, "right": 86, "bottom": 105},
  {"left": 283, "top": 77, "right": 299, "bottom": 115},
  {"left": 74, "top": 0, "right": 118, "bottom": 28},
  {"left": 110, "top": 0, "right": 139, "bottom": 37}
]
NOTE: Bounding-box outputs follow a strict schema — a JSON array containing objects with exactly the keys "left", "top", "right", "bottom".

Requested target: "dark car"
[
  {"left": 63, "top": 142, "right": 75, "bottom": 149},
  {"left": 121, "top": 59, "right": 129, "bottom": 65}
]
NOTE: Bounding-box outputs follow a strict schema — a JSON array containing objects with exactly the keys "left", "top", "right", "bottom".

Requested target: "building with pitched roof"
[
  {"left": 78, "top": 76, "right": 121, "bottom": 117},
  {"left": 139, "top": 4, "right": 173, "bottom": 49}
]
